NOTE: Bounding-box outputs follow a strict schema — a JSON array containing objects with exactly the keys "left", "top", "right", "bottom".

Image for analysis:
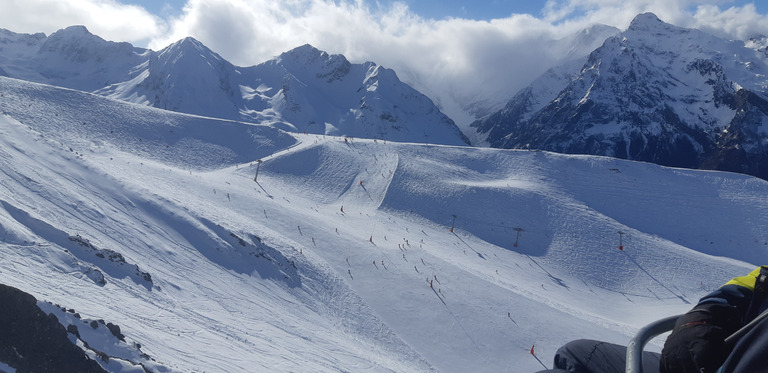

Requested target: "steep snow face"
[
  {"left": 0, "top": 28, "right": 46, "bottom": 79},
  {"left": 34, "top": 26, "right": 148, "bottom": 91},
  {"left": 0, "top": 26, "right": 148, "bottom": 91},
  {"left": 468, "top": 58, "right": 587, "bottom": 147},
  {"left": 97, "top": 37, "right": 244, "bottom": 120},
  {"left": 435, "top": 23, "right": 620, "bottom": 130},
  {"left": 554, "top": 24, "right": 623, "bottom": 64},
  {"left": 2, "top": 76, "right": 768, "bottom": 373},
  {"left": 0, "top": 28, "right": 468, "bottom": 146},
  {"left": 472, "top": 13, "right": 768, "bottom": 180},
  {"left": 0, "top": 76, "right": 297, "bottom": 169},
  {"left": 237, "top": 44, "right": 470, "bottom": 145},
  {"left": 275, "top": 44, "right": 354, "bottom": 84}
]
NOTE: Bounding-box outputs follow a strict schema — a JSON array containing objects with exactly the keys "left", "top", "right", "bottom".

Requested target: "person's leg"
[
  {"left": 719, "top": 313, "right": 768, "bottom": 372},
  {"left": 551, "top": 339, "right": 661, "bottom": 373}
]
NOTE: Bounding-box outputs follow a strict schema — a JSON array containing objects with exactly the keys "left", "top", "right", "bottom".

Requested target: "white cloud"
[
  {"left": 140, "top": 0, "right": 768, "bottom": 124},
  {"left": 538, "top": 0, "right": 768, "bottom": 40},
  {"left": 692, "top": 4, "right": 768, "bottom": 40},
  {"left": 0, "top": 0, "right": 164, "bottom": 43},
  {"left": 2, "top": 0, "right": 768, "bottom": 125},
  {"left": 143, "top": 0, "right": 578, "bottom": 123}
]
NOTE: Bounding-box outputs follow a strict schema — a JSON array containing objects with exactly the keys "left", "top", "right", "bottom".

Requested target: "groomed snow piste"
[{"left": 0, "top": 76, "right": 765, "bottom": 372}]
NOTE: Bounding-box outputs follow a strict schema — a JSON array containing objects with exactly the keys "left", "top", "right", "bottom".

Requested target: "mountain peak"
[
  {"left": 38, "top": 25, "right": 137, "bottom": 66},
  {"left": 0, "top": 26, "right": 468, "bottom": 146},
  {"left": 580, "top": 23, "right": 621, "bottom": 37},
  {"left": 276, "top": 44, "right": 354, "bottom": 82},
  {"left": 178, "top": 36, "right": 204, "bottom": 47},
  {"left": 168, "top": 36, "right": 209, "bottom": 52},
  {"left": 629, "top": 12, "right": 662, "bottom": 26},
  {"left": 56, "top": 25, "right": 93, "bottom": 36},
  {"left": 626, "top": 12, "right": 670, "bottom": 33},
  {"left": 285, "top": 43, "right": 323, "bottom": 57},
  {"left": 472, "top": 10, "right": 768, "bottom": 180},
  {"left": 278, "top": 44, "right": 335, "bottom": 66},
  {"left": 159, "top": 36, "right": 225, "bottom": 64},
  {"left": 44, "top": 25, "right": 101, "bottom": 45},
  {"left": 0, "top": 28, "right": 46, "bottom": 47}
]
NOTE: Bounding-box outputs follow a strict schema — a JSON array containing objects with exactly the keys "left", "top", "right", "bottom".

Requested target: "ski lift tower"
[
  {"left": 513, "top": 227, "right": 524, "bottom": 247},
  {"left": 253, "top": 159, "right": 263, "bottom": 182}
]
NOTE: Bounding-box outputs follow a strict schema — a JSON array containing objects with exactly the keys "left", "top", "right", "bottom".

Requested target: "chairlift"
[{"left": 626, "top": 308, "right": 768, "bottom": 372}]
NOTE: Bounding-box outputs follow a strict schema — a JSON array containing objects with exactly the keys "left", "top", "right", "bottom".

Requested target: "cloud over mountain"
[
  {"left": 4, "top": 0, "right": 768, "bottom": 126},
  {"left": 471, "top": 13, "right": 768, "bottom": 180},
  {"left": 0, "top": 26, "right": 468, "bottom": 146}
]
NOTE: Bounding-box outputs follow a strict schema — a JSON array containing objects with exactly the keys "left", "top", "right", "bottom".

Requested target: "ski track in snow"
[{"left": 0, "top": 76, "right": 765, "bottom": 372}]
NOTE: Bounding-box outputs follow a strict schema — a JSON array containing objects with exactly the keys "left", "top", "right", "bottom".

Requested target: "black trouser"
[
  {"left": 535, "top": 339, "right": 661, "bottom": 373},
  {"left": 719, "top": 311, "right": 768, "bottom": 372},
  {"left": 536, "top": 312, "right": 768, "bottom": 373}
]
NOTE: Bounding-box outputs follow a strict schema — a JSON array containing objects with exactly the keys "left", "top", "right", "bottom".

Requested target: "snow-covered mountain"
[
  {"left": 471, "top": 13, "right": 768, "bottom": 180},
  {"left": 429, "top": 23, "right": 620, "bottom": 133},
  {"left": 2, "top": 73, "right": 768, "bottom": 372},
  {"left": 0, "top": 26, "right": 468, "bottom": 146},
  {"left": 0, "top": 26, "right": 148, "bottom": 92}
]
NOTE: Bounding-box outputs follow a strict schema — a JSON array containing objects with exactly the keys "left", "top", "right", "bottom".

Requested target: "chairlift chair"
[{"left": 626, "top": 308, "right": 768, "bottom": 373}]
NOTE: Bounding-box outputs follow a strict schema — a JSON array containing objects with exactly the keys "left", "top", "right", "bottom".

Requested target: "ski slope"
[{"left": 0, "top": 76, "right": 765, "bottom": 372}]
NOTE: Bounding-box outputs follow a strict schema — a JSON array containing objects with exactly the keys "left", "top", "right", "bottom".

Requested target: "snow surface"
[
  {"left": 1, "top": 75, "right": 767, "bottom": 372},
  {"left": 405, "top": 23, "right": 620, "bottom": 130},
  {"left": 470, "top": 12, "right": 768, "bottom": 173},
  {"left": 0, "top": 28, "right": 468, "bottom": 147}
]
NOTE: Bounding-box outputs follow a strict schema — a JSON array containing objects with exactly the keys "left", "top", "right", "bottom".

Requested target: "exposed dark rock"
[
  {"left": 66, "top": 324, "right": 81, "bottom": 339},
  {"left": 0, "top": 284, "right": 106, "bottom": 373},
  {"left": 106, "top": 322, "right": 126, "bottom": 342}
]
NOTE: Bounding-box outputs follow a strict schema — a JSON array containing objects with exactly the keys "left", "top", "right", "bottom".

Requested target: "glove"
[{"left": 660, "top": 305, "right": 737, "bottom": 373}]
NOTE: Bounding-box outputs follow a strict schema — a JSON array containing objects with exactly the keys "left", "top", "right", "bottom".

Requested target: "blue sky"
[
  {"left": 399, "top": 0, "right": 766, "bottom": 19},
  {"left": 3, "top": 0, "right": 768, "bottom": 124},
  {"left": 372, "top": 0, "right": 551, "bottom": 19},
  {"left": 123, "top": 0, "right": 766, "bottom": 21},
  {"left": 124, "top": 0, "right": 547, "bottom": 20},
  {"left": 123, "top": 0, "right": 185, "bottom": 18}
]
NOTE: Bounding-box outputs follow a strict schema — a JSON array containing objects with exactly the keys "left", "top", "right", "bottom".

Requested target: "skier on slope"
[{"left": 535, "top": 265, "right": 768, "bottom": 373}]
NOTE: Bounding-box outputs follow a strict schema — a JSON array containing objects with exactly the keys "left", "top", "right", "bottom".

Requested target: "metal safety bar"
[
  {"left": 625, "top": 308, "right": 768, "bottom": 373},
  {"left": 625, "top": 315, "right": 680, "bottom": 373}
]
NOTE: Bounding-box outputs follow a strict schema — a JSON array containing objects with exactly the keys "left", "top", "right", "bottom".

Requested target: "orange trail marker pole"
[
  {"left": 530, "top": 344, "right": 548, "bottom": 370},
  {"left": 618, "top": 231, "right": 625, "bottom": 250}
]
